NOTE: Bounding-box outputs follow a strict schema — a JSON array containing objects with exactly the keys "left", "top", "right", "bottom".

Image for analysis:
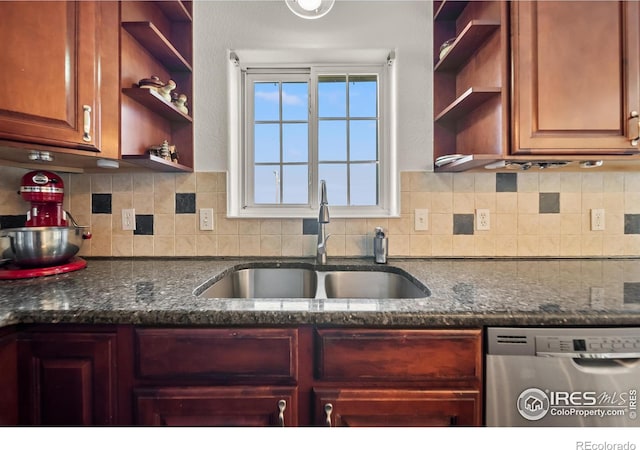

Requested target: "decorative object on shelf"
[
  {"left": 158, "top": 79, "right": 176, "bottom": 102},
  {"left": 285, "top": 0, "right": 334, "bottom": 19},
  {"left": 148, "top": 140, "right": 175, "bottom": 162},
  {"left": 170, "top": 146, "right": 179, "bottom": 163},
  {"left": 439, "top": 38, "right": 456, "bottom": 60},
  {"left": 138, "top": 75, "right": 164, "bottom": 92},
  {"left": 172, "top": 93, "right": 188, "bottom": 115}
]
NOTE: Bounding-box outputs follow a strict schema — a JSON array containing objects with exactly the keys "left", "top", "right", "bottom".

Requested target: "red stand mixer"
[
  {"left": 0, "top": 170, "right": 91, "bottom": 279},
  {"left": 20, "top": 170, "right": 68, "bottom": 227}
]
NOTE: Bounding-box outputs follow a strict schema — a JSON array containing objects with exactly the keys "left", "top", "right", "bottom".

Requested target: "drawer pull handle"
[
  {"left": 278, "top": 399, "right": 287, "bottom": 427},
  {"left": 83, "top": 105, "right": 92, "bottom": 142},
  {"left": 630, "top": 111, "right": 639, "bottom": 146},
  {"left": 324, "top": 403, "right": 333, "bottom": 427}
]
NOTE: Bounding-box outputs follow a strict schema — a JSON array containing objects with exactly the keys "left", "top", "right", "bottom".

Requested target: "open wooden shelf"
[
  {"left": 122, "top": 87, "right": 192, "bottom": 122},
  {"left": 121, "top": 153, "right": 192, "bottom": 172},
  {"left": 434, "top": 20, "right": 500, "bottom": 72},
  {"left": 434, "top": 87, "right": 501, "bottom": 123},
  {"left": 155, "top": 1, "right": 192, "bottom": 22},
  {"left": 122, "top": 21, "right": 192, "bottom": 72},
  {"left": 434, "top": 0, "right": 469, "bottom": 21}
]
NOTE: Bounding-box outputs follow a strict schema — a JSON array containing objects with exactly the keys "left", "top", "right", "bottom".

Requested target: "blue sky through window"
[{"left": 253, "top": 75, "right": 378, "bottom": 206}]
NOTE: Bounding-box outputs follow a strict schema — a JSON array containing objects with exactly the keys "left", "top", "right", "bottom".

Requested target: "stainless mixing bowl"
[{"left": 1, "top": 226, "right": 91, "bottom": 268}]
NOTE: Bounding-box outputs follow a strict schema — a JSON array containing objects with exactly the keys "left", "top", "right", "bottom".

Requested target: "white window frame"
[{"left": 227, "top": 50, "right": 398, "bottom": 219}]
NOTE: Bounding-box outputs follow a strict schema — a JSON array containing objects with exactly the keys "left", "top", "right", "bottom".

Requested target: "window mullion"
[{"left": 309, "top": 71, "right": 318, "bottom": 209}]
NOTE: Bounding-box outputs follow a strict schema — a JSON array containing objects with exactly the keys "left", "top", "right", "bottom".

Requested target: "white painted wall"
[{"left": 193, "top": 0, "right": 433, "bottom": 171}]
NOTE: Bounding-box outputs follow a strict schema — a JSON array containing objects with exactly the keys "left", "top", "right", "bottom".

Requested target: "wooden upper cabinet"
[
  {"left": 512, "top": 0, "right": 640, "bottom": 154},
  {"left": 0, "top": 1, "right": 119, "bottom": 157}
]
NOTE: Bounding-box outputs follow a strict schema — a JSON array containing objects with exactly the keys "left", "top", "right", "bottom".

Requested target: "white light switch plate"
[
  {"left": 122, "top": 209, "right": 135, "bottom": 231},
  {"left": 414, "top": 209, "right": 429, "bottom": 231},
  {"left": 200, "top": 208, "right": 214, "bottom": 231}
]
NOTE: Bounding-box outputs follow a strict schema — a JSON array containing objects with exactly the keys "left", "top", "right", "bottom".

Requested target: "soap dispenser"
[{"left": 373, "top": 227, "right": 388, "bottom": 264}]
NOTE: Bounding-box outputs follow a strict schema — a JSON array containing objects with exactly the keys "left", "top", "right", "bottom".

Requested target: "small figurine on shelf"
[
  {"left": 138, "top": 75, "right": 164, "bottom": 92},
  {"left": 159, "top": 140, "right": 171, "bottom": 159},
  {"left": 158, "top": 80, "right": 176, "bottom": 102},
  {"left": 169, "top": 145, "right": 179, "bottom": 163},
  {"left": 172, "top": 93, "right": 189, "bottom": 115},
  {"left": 147, "top": 139, "right": 173, "bottom": 162}
]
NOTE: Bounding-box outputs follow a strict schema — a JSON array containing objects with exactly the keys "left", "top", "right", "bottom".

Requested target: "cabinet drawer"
[
  {"left": 135, "top": 328, "right": 297, "bottom": 383},
  {"left": 315, "top": 329, "right": 481, "bottom": 383}
]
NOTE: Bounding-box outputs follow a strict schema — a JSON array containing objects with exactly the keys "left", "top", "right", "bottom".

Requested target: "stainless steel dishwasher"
[{"left": 486, "top": 327, "right": 640, "bottom": 426}]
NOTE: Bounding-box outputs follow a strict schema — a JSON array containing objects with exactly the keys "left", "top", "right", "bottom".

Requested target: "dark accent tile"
[
  {"left": 624, "top": 282, "right": 640, "bottom": 304},
  {"left": 134, "top": 214, "right": 154, "bottom": 236},
  {"left": 175, "top": 193, "right": 196, "bottom": 214},
  {"left": 91, "top": 193, "right": 112, "bottom": 214},
  {"left": 453, "top": 214, "right": 474, "bottom": 235},
  {"left": 303, "top": 218, "right": 318, "bottom": 235},
  {"left": 539, "top": 192, "right": 560, "bottom": 214},
  {"left": 496, "top": 173, "right": 517, "bottom": 192},
  {"left": 625, "top": 214, "right": 640, "bottom": 234},
  {"left": 0, "top": 215, "right": 27, "bottom": 229}
]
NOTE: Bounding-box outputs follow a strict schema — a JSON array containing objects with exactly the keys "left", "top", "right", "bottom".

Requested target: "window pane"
[
  {"left": 349, "top": 75, "right": 377, "bottom": 118},
  {"left": 254, "top": 165, "right": 280, "bottom": 204},
  {"left": 254, "top": 82, "right": 279, "bottom": 121},
  {"left": 319, "top": 120, "right": 346, "bottom": 161},
  {"left": 282, "top": 82, "right": 308, "bottom": 121},
  {"left": 318, "top": 76, "right": 346, "bottom": 118},
  {"left": 282, "top": 165, "right": 308, "bottom": 204},
  {"left": 283, "top": 123, "right": 308, "bottom": 163},
  {"left": 350, "top": 120, "right": 377, "bottom": 161},
  {"left": 254, "top": 124, "right": 280, "bottom": 163},
  {"left": 319, "top": 164, "right": 347, "bottom": 206},
  {"left": 350, "top": 163, "right": 378, "bottom": 206}
]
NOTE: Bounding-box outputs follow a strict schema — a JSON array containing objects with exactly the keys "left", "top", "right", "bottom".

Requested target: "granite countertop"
[{"left": 1, "top": 257, "right": 640, "bottom": 328}]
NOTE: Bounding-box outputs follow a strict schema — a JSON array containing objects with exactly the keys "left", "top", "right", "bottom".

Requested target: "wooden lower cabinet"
[
  {"left": 9, "top": 325, "right": 482, "bottom": 426},
  {"left": 135, "top": 387, "right": 297, "bottom": 426},
  {"left": 314, "top": 389, "right": 480, "bottom": 427},
  {"left": 310, "top": 328, "right": 483, "bottom": 427},
  {"left": 18, "top": 330, "right": 117, "bottom": 425},
  {"left": 0, "top": 329, "right": 18, "bottom": 425}
]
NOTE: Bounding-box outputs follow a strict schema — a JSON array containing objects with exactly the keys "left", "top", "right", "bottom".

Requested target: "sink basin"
[
  {"left": 195, "top": 264, "right": 429, "bottom": 299},
  {"left": 199, "top": 267, "right": 317, "bottom": 298},
  {"left": 322, "top": 270, "right": 428, "bottom": 299}
]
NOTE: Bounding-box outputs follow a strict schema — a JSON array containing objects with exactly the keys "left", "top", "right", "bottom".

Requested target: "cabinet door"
[
  {"left": 0, "top": 331, "right": 18, "bottom": 425},
  {"left": 0, "top": 1, "right": 103, "bottom": 151},
  {"left": 18, "top": 332, "right": 117, "bottom": 425},
  {"left": 513, "top": 1, "right": 640, "bottom": 154},
  {"left": 314, "top": 389, "right": 480, "bottom": 427},
  {"left": 135, "top": 387, "right": 297, "bottom": 426}
]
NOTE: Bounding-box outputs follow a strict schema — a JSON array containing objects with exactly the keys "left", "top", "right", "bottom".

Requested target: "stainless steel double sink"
[{"left": 195, "top": 263, "right": 430, "bottom": 299}]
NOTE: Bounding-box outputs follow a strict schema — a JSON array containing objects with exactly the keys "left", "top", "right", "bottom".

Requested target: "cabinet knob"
[
  {"left": 324, "top": 403, "right": 333, "bottom": 427},
  {"left": 278, "top": 399, "right": 287, "bottom": 427},
  {"left": 83, "top": 105, "right": 92, "bottom": 142},
  {"left": 629, "top": 111, "right": 639, "bottom": 146}
]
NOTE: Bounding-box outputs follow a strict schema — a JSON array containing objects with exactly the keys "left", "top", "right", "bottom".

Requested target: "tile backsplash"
[{"left": 2, "top": 166, "right": 640, "bottom": 258}]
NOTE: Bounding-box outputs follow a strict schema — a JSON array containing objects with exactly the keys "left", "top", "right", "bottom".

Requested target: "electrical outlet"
[
  {"left": 122, "top": 209, "right": 136, "bottom": 231},
  {"left": 414, "top": 209, "right": 429, "bottom": 231},
  {"left": 200, "top": 208, "right": 214, "bottom": 231},
  {"left": 591, "top": 208, "right": 605, "bottom": 231},
  {"left": 476, "top": 208, "right": 490, "bottom": 231}
]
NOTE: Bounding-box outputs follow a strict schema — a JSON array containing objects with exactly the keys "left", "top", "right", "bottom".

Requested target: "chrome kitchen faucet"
[{"left": 317, "top": 180, "right": 331, "bottom": 265}]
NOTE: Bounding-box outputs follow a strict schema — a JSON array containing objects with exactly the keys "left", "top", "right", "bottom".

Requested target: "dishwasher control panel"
[
  {"left": 487, "top": 327, "right": 640, "bottom": 356},
  {"left": 536, "top": 335, "right": 640, "bottom": 354}
]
